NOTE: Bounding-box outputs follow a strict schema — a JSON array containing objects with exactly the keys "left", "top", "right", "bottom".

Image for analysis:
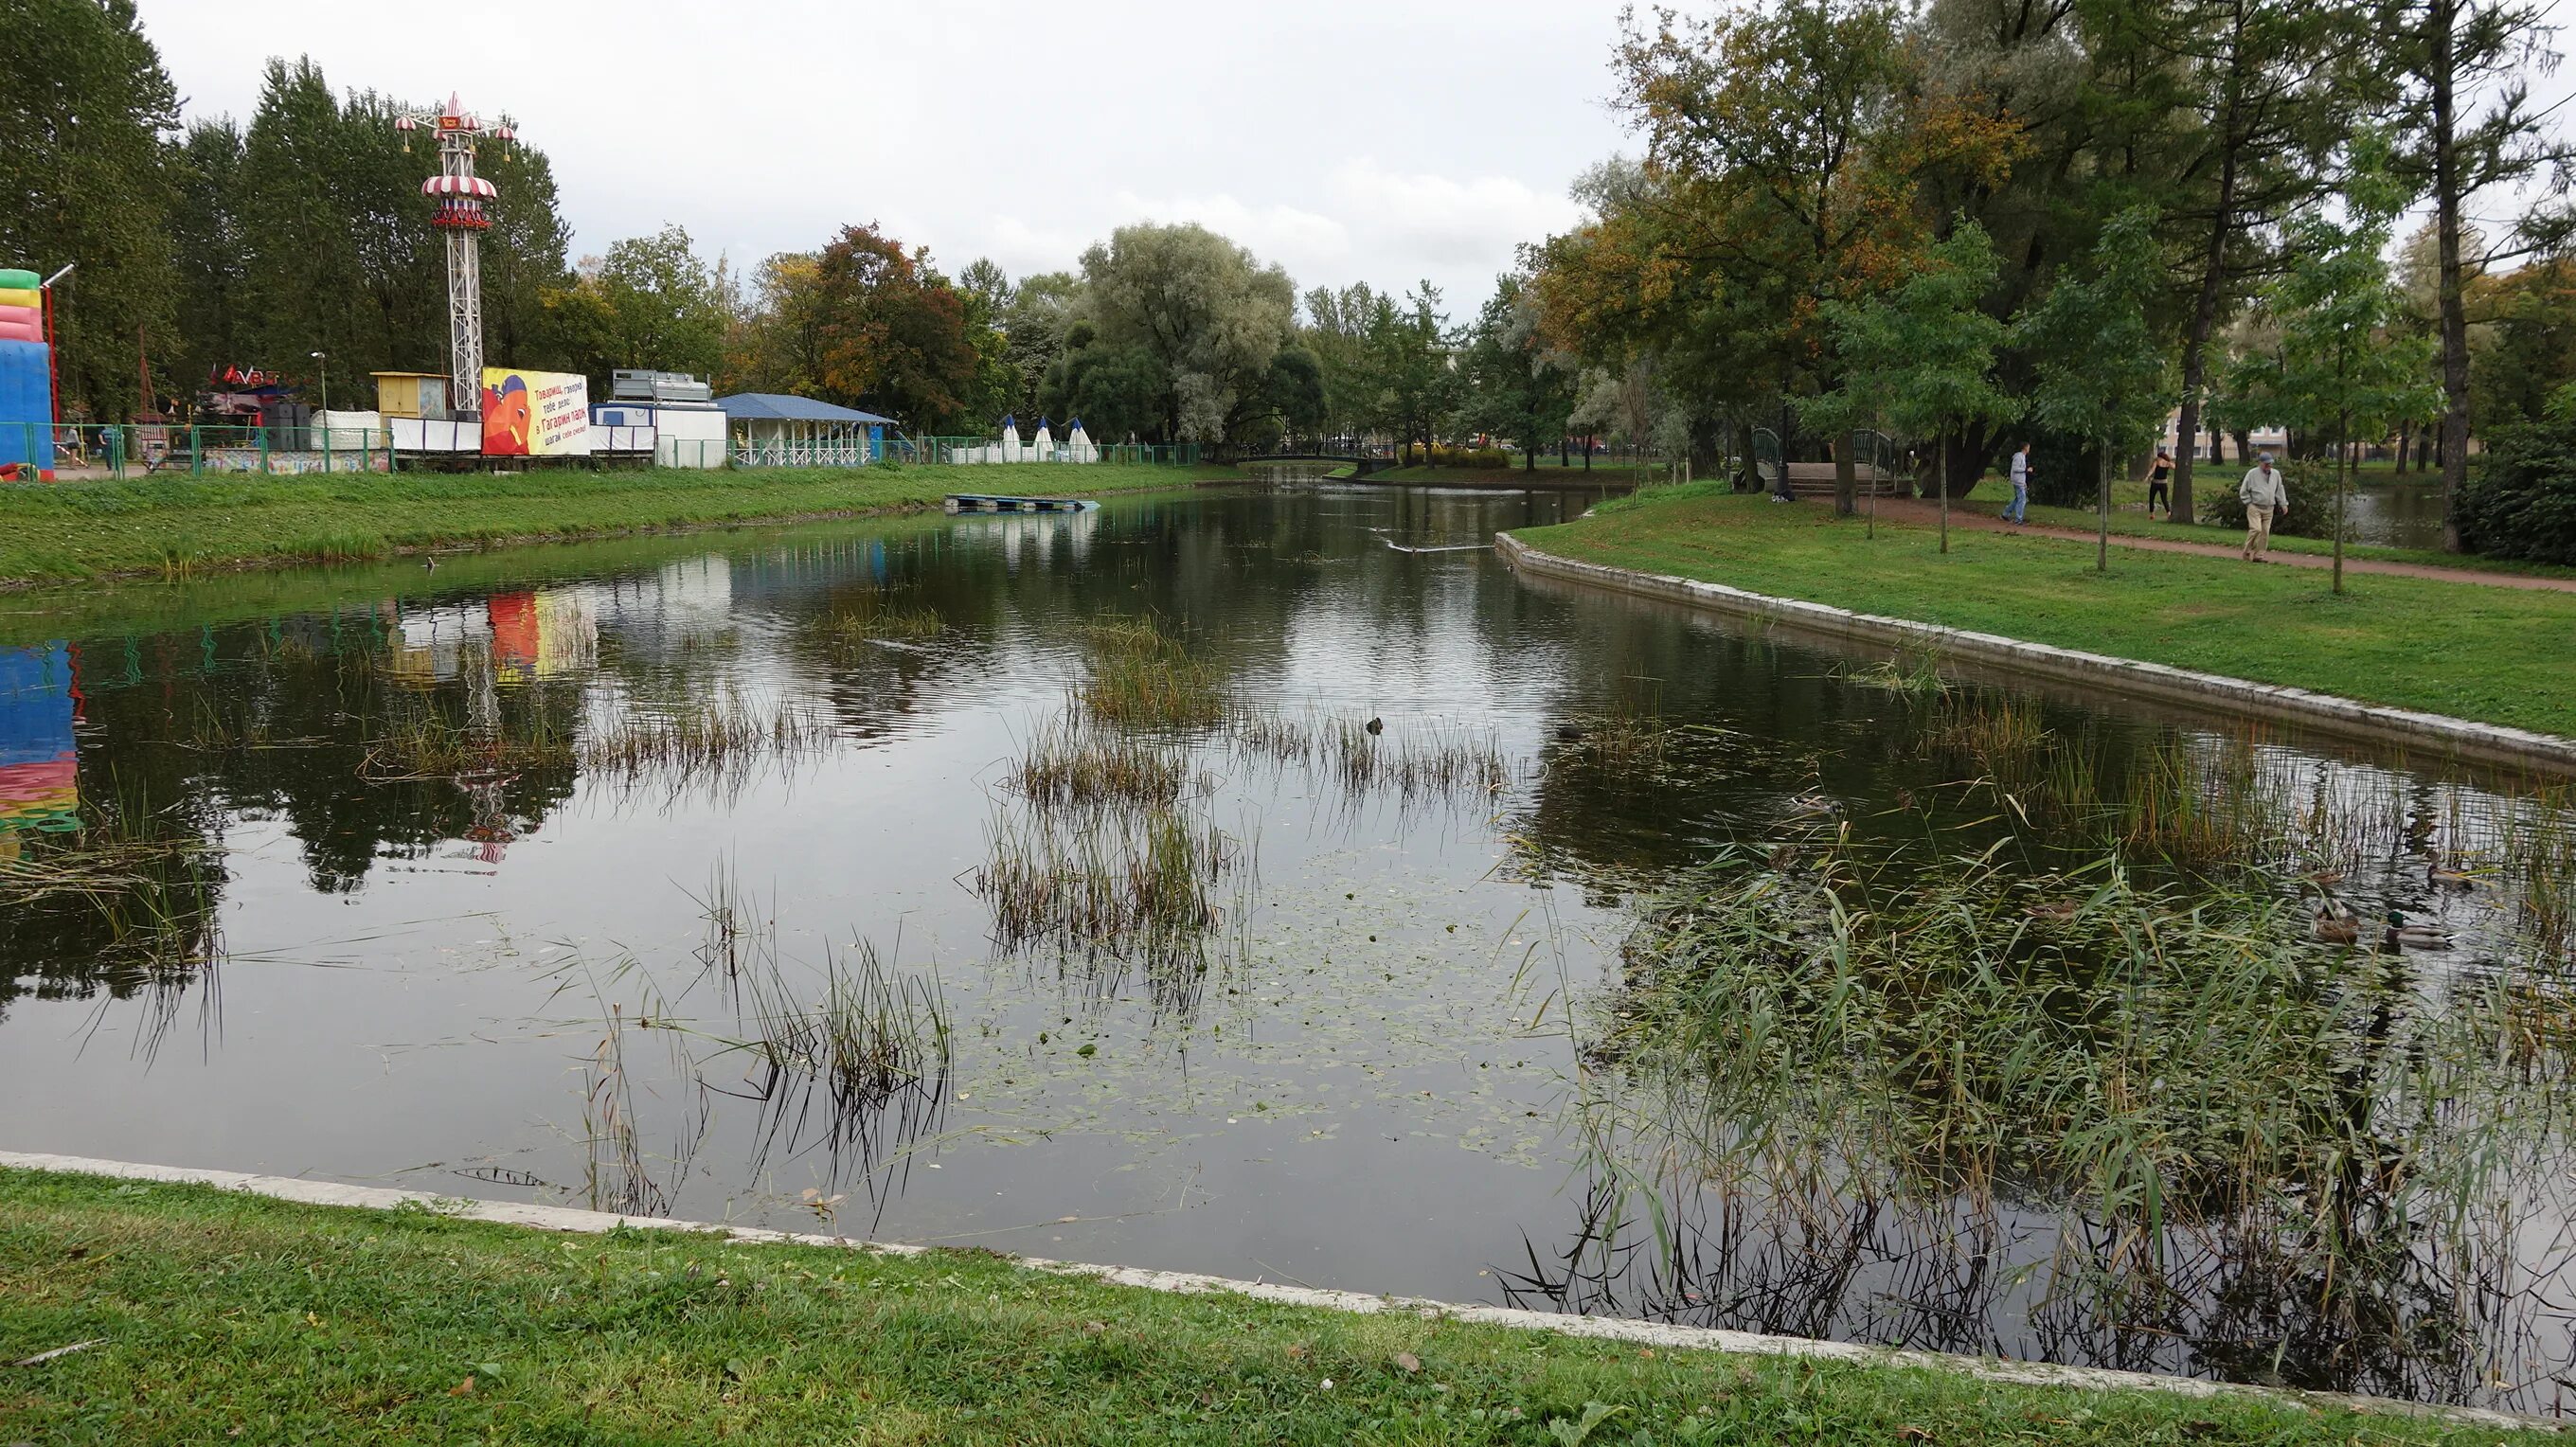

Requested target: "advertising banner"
[{"left": 480, "top": 367, "right": 592, "bottom": 456}]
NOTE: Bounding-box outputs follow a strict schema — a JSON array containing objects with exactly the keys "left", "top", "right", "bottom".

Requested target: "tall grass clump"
[
  {"left": 1548, "top": 703, "right": 1674, "bottom": 778},
  {"left": 814, "top": 593, "right": 945, "bottom": 645},
  {"left": 1009, "top": 713, "right": 1199, "bottom": 811},
  {"left": 1075, "top": 616, "right": 1225, "bottom": 730},
  {"left": 1574, "top": 834, "right": 2576, "bottom": 1404},
  {"left": 975, "top": 804, "right": 1245, "bottom": 967},
  {"left": 580, "top": 696, "right": 835, "bottom": 789},
  {"left": 1324, "top": 716, "right": 1509, "bottom": 801},
  {"left": 361, "top": 702, "right": 576, "bottom": 781}
]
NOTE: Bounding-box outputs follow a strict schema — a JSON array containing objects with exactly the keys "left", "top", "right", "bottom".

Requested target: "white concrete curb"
[
  {"left": 1495, "top": 532, "right": 2576, "bottom": 774},
  {"left": 2, "top": 1150, "right": 2561, "bottom": 1432}
]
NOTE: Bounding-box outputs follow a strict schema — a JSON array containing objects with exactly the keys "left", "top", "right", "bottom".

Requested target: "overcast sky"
[
  {"left": 137, "top": 0, "right": 2576, "bottom": 312},
  {"left": 139, "top": 0, "right": 1633, "bottom": 313}
]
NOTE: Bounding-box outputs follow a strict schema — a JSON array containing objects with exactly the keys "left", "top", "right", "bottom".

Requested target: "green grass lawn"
[
  {"left": 0, "top": 1169, "right": 2547, "bottom": 1445},
  {"left": 1517, "top": 485, "right": 2576, "bottom": 739},
  {"left": 0, "top": 462, "right": 1231, "bottom": 587}
]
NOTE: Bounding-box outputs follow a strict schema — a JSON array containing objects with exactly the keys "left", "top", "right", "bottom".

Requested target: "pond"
[{"left": 4, "top": 480, "right": 2572, "bottom": 1411}]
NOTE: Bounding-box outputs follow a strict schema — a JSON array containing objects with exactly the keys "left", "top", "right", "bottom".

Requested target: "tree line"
[
  {"left": 1511, "top": 0, "right": 2571, "bottom": 552},
  {"left": 3, "top": 3, "right": 1562, "bottom": 454}
]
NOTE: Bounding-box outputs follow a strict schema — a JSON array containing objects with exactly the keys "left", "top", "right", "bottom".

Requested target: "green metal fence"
[{"left": 0, "top": 423, "right": 1209, "bottom": 482}]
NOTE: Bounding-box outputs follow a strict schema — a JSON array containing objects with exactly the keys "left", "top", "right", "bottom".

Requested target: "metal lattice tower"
[{"left": 397, "top": 96, "right": 514, "bottom": 414}]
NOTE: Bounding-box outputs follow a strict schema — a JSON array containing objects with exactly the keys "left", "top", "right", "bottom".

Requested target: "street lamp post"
[{"left": 310, "top": 350, "right": 329, "bottom": 416}]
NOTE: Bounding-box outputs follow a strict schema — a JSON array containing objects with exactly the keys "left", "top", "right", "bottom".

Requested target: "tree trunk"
[
  {"left": 1525, "top": 443, "right": 1536, "bottom": 472},
  {"left": 2097, "top": 447, "right": 2113, "bottom": 572},
  {"left": 1834, "top": 433, "right": 1858, "bottom": 517},
  {"left": 2425, "top": 0, "right": 2473, "bottom": 550},
  {"left": 1689, "top": 415, "right": 1723, "bottom": 480},
  {"left": 2171, "top": 0, "right": 2252, "bottom": 529},
  {"left": 1938, "top": 446, "right": 1950, "bottom": 554},
  {"left": 1583, "top": 434, "right": 1593, "bottom": 472},
  {"left": 2333, "top": 410, "right": 2350, "bottom": 593}
]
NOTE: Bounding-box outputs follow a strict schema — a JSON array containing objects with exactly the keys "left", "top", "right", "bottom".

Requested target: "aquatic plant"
[
  {"left": 975, "top": 803, "right": 1244, "bottom": 967},
  {"left": 1009, "top": 713, "right": 1200, "bottom": 812},
  {"left": 579, "top": 696, "right": 835, "bottom": 789},
  {"left": 1571, "top": 834, "right": 2576, "bottom": 1404},
  {"left": 1549, "top": 704, "right": 1673, "bottom": 777},
  {"left": 360, "top": 703, "right": 576, "bottom": 781},
  {"left": 1324, "top": 716, "right": 1510, "bottom": 801},
  {"left": 817, "top": 596, "right": 945, "bottom": 642},
  {"left": 1075, "top": 616, "right": 1226, "bottom": 729}
]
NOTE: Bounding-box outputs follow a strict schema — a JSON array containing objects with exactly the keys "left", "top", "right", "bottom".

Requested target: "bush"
[
  {"left": 1426, "top": 444, "right": 1508, "bottom": 469},
  {"left": 2459, "top": 420, "right": 2576, "bottom": 564},
  {"left": 2198, "top": 469, "right": 2336, "bottom": 540}
]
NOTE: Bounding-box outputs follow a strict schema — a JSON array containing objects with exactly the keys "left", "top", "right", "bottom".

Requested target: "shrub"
[
  {"left": 2459, "top": 419, "right": 2576, "bottom": 564},
  {"left": 1426, "top": 444, "right": 1508, "bottom": 469}
]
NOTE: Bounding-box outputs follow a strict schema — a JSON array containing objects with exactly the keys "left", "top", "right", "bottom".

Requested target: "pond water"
[{"left": 4, "top": 480, "right": 2571, "bottom": 1410}]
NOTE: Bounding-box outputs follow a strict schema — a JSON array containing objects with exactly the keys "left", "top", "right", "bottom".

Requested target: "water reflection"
[{"left": 0, "top": 481, "right": 2569, "bottom": 1410}]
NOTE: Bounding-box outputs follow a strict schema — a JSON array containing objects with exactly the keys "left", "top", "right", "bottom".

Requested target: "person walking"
[
  {"left": 2004, "top": 442, "right": 2032, "bottom": 525},
  {"left": 2146, "top": 448, "right": 2174, "bottom": 515},
  {"left": 2239, "top": 453, "right": 2289, "bottom": 561}
]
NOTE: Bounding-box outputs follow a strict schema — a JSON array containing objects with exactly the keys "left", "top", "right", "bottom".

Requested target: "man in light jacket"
[
  {"left": 2239, "top": 453, "right": 2289, "bottom": 561},
  {"left": 2004, "top": 442, "right": 2031, "bottom": 524}
]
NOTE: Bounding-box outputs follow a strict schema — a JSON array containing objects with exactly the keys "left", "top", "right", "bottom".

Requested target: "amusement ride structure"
[{"left": 395, "top": 95, "right": 514, "bottom": 414}]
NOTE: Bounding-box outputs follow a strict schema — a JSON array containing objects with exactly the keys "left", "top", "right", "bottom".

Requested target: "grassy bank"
[
  {"left": 0, "top": 462, "right": 1230, "bottom": 587},
  {"left": 1516, "top": 485, "right": 2576, "bottom": 739},
  {"left": 0, "top": 1170, "right": 2546, "bottom": 1444}
]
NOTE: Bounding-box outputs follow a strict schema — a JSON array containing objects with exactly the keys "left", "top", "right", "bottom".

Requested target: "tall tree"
[
  {"left": 2384, "top": 0, "right": 2567, "bottom": 548},
  {"left": 2019, "top": 208, "right": 2178, "bottom": 571},
  {"left": 0, "top": 0, "right": 182, "bottom": 420},
  {"left": 1073, "top": 222, "right": 1298, "bottom": 441},
  {"left": 2258, "top": 151, "right": 2441, "bottom": 591},
  {"left": 550, "top": 225, "right": 730, "bottom": 391},
  {"left": 2155, "top": 0, "right": 2374, "bottom": 525},
  {"left": 807, "top": 223, "right": 979, "bottom": 430},
  {"left": 1811, "top": 220, "right": 2014, "bottom": 552},
  {"left": 1458, "top": 276, "right": 1577, "bottom": 470},
  {"left": 168, "top": 118, "right": 246, "bottom": 394},
  {"left": 1364, "top": 284, "right": 1458, "bottom": 466}
]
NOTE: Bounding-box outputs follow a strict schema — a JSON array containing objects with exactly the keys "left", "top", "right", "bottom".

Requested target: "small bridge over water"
[{"left": 1220, "top": 445, "right": 1397, "bottom": 477}]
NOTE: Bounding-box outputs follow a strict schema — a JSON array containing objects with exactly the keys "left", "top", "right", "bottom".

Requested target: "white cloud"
[
  {"left": 1327, "top": 159, "right": 1587, "bottom": 281},
  {"left": 138, "top": 0, "right": 1632, "bottom": 313}
]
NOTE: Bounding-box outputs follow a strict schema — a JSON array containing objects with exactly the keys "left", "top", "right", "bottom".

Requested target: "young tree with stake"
[
  {"left": 2019, "top": 209, "right": 2180, "bottom": 571},
  {"left": 2260, "top": 147, "right": 2441, "bottom": 593},
  {"left": 1813, "top": 220, "right": 2014, "bottom": 554}
]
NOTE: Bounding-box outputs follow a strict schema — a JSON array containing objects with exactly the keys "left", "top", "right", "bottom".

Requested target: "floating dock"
[{"left": 944, "top": 493, "right": 1100, "bottom": 514}]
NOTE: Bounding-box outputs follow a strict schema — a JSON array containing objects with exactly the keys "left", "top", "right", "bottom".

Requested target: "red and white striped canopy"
[{"left": 420, "top": 175, "right": 498, "bottom": 199}]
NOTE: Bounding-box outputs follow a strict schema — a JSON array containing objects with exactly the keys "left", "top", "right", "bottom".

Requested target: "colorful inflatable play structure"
[{"left": 0, "top": 266, "right": 54, "bottom": 475}]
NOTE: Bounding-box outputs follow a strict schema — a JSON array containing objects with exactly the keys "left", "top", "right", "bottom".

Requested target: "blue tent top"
[{"left": 715, "top": 393, "right": 895, "bottom": 426}]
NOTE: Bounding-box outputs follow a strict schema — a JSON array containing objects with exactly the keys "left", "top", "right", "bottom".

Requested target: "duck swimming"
[{"left": 2384, "top": 910, "right": 2453, "bottom": 950}]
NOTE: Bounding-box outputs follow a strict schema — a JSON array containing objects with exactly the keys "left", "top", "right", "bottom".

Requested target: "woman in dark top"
[{"left": 2146, "top": 449, "right": 2174, "bottom": 515}]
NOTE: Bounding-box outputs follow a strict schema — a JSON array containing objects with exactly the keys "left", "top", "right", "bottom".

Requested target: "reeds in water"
[
  {"left": 1325, "top": 716, "right": 1509, "bottom": 801},
  {"left": 976, "top": 805, "right": 1243, "bottom": 964},
  {"left": 1581, "top": 835, "right": 2576, "bottom": 1402},
  {"left": 579, "top": 697, "right": 836, "bottom": 788},
  {"left": 361, "top": 706, "right": 576, "bottom": 781},
  {"left": 815, "top": 596, "right": 945, "bottom": 644},
  {"left": 1076, "top": 616, "right": 1226, "bottom": 730},
  {"left": 1009, "top": 713, "right": 1200, "bottom": 812}
]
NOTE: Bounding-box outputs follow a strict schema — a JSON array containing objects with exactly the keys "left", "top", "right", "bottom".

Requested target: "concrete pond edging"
[
  {"left": 0, "top": 1150, "right": 2561, "bottom": 1433},
  {"left": 1494, "top": 532, "right": 2576, "bottom": 775}
]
